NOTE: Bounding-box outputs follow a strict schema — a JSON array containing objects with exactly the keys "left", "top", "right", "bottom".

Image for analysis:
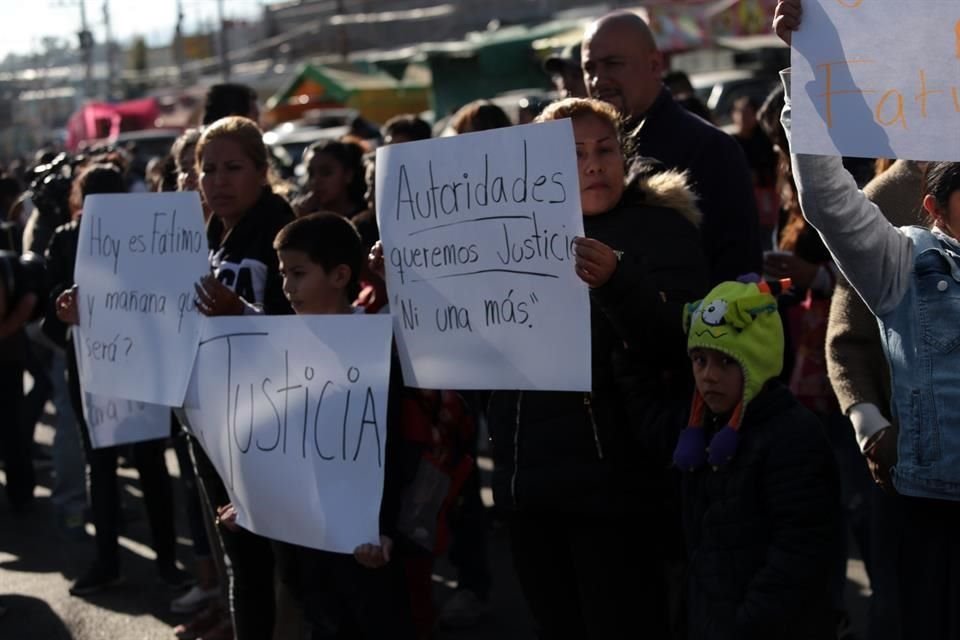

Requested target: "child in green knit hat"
[{"left": 675, "top": 277, "right": 842, "bottom": 638}]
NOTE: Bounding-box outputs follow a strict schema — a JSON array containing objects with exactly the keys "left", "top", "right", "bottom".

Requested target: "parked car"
[{"left": 690, "top": 69, "right": 779, "bottom": 126}]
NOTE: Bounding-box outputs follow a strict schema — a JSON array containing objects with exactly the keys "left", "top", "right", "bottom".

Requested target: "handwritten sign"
[
  {"left": 72, "top": 337, "right": 171, "bottom": 448},
  {"left": 80, "top": 392, "right": 170, "bottom": 449},
  {"left": 74, "top": 193, "right": 208, "bottom": 406},
  {"left": 792, "top": 0, "right": 960, "bottom": 161},
  {"left": 375, "top": 120, "right": 591, "bottom": 391},
  {"left": 182, "top": 314, "right": 392, "bottom": 554}
]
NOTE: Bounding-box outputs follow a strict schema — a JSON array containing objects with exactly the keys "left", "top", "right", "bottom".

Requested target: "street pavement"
[{"left": 1, "top": 418, "right": 868, "bottom": 639}]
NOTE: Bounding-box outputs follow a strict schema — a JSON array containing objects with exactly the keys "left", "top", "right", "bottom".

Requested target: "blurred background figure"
[{"left": 543, "top": 43, "right": 587, "bottom": 99}]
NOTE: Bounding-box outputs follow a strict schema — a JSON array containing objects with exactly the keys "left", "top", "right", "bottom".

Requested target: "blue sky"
[{"left": 1, "top": 0, "right": 287, "bottom": 58}]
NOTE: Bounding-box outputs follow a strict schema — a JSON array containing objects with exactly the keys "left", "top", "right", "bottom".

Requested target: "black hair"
[
  {"left": 923, "top": 162, "right": 960, "bottom": 214},
  {"left": 70, "top": 163, "right": 127, "bottom": 215},
  {"left": 303, "top": 139, "right": 367, "bottom": 209},
  {"left": 382, "top": 114, "right": 432, "bottom": 143},
  {"left": 203, "top": 83, "right": 258, "bottom": 125},
  {"left": 273, "top": 212, "right": 362, "bottom": 301}
]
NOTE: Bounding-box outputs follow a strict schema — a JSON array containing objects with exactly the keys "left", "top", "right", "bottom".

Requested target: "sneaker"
[
  {"left": 157, "top": 564, "right": 195, "bottom": 590},
  {"left": 438, "top": 589, "right": 487, "bottom": 629},
  {"left": 69, "top": 563, "right": 124, "bottom": 596},
  {"left": 171, "top": 585, "right": 220, "bottom": 614}
]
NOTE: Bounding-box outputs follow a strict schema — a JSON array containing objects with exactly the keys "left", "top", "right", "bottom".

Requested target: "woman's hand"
[
  {"left": 56, "top": 285, "right": 80, "bottom": 325},
  {"left": 574, "top": 237, "right": 618, "bottom": 288},
  {"left": 354, "top": 535, "right": 393, "bottom": 569},
  {"left": 773, "top": 0, "right": 803, "bottom": 46},
  {"left": 195, "top": 275, "right": 246, "bottom": 316},
  {"left": 367, "top": 241, "right": 385, "bottom": 280},
  {"left": 763, "top": 252, "right": 819, "bottom": 290},
  {"left": 215, "top": 503, "right": 240, "bottom": 532}
]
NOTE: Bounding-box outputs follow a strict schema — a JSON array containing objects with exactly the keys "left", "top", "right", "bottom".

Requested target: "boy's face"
[
  {"left": 690, "top": 348, "right": 744, "bottom": 415},
  {"left": 277, "top": 249, "right": 350, "bottom": 314}
]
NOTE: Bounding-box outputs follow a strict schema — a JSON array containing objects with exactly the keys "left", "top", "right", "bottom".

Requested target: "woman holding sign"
[
  {"left": 776, "top": 2, "right": 960, "bottom": 636},
  {"left": 50, "top": 162, "right": 189, "bottom": 597},
  {"left": 487, "top": 98, "right": 709, "bottom": 638},
  {"left": 186, "top": 116, "right": 295, "bottom": 640}
]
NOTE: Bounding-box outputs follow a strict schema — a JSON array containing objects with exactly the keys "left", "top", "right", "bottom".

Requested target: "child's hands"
[
  {"left": 195, "top": 275, "right": 246, "bottom": 316},
  {"left": 574, "top": 237, "right": 618, "bottom": 288},
  {"left": 354, "top": 535, "right": 393, "bottom": 569},
  {"left": 56, "top": 285, "right": 80, "bottom": 325},
  {"left": 773, "top": 0, "right": 802, "bottom": 46},
  {"left": 215, "top": 503, "right": 240, "bottom": 532},
  {"left": 367, "top": 241, "right": 385, "bottom": 280}
]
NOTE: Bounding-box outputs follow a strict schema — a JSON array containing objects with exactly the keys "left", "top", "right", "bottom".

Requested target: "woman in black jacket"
[
  {"left": 487, "top": 98, "right": 709, "bottom": 639},
  {"left": 188, "top": 116, "right": 295, "bottom": 640}
]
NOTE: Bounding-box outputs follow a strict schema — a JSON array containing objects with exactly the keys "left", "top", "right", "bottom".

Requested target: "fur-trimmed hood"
[{"left": 623, "top": 158, "right": 703, "bottom": 229}]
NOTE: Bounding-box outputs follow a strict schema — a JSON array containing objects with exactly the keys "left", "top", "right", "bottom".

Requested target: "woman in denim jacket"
[{"left": 775, "top": 2, "right": 960, "bottom": 637}]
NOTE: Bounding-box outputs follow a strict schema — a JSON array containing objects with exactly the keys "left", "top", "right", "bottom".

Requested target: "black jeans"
[
  {"left": 191, "top": 440, "right": 275, "bottom": 640},
  {"left": 67, "top": 346, "right": 176, "bottom": 571},
  {"left": 274, "top": 541, "right": 415, "bottom": 640},
  {"left": 509, "top": 510, "right": 669, "bottom": 640},
  {"left": 897, "top": 497, "right": 960, "bottom": 639},
  {"left": 0, "top": 362, "right": 35, "bottom": 510}
]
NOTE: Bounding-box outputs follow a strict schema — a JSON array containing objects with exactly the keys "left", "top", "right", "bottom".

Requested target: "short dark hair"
[
  {"left": 924, "top": 162, "right": 960, "bottom": 213},
  {"left": 203, "top": 83, "right": 257, "bottom": 125},
  {"left": 382, "top": 114, "right": 432, "bottom": 144},
  {"left": 273, "top": 213, "right": 362, "bottom": 301}
]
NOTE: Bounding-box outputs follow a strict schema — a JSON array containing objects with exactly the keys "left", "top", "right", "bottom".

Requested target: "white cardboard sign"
[
  {"left": 182, "top": 314, "right": 392, "bottom": 554},
  {"left": 74, "top": 193, "right": 208, "bottom": 406},
  {"left": 792, "top": 0, "right": 960, "bottom": 161},
  {"left": 375, "top": 120, "right": 591, "bottom": 391},
  {"left": 79, "top": 392, "right": 170, "bottom": 449}
]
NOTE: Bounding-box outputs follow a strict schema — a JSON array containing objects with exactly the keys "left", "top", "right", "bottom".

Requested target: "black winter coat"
[
  {"left": 682, "top": 382, "right": 841, "bottom": 640},
  {"left": 489, "top": 169, "right": 709, "bottom": 516},
  {"left": 629, "top": 88, "right": 762, "bottom": 285}
]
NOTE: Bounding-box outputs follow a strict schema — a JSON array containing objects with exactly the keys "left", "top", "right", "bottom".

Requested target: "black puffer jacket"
[
  {"left": 489, "top": 168, "right": 709, "bottom": 515},
  {"left": 682, "top": 382, "right": 841, "bottom": 640}
]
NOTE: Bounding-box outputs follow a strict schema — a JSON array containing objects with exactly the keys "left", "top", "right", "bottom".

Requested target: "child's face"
[
  {"left": 690, "top": 348, "right": 744, "bottom": 415},
  {"left": 277, "top": 249, "right": 349, "bottom": 314}
]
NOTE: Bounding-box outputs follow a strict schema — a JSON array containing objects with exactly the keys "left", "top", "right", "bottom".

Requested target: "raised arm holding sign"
[{"left": 787, "top": 0, "right": 960, "bottom": 160}]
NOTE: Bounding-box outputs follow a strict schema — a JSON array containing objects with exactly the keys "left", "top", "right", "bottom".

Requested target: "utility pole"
[
  {"left": 79, "top": 0, "right": 95, "bottom": 98},
  {"left": 52, "top": 0, "right": 95, "bottom": 99},
  {"left": 217, "top": 0, "right": 231, "bottom": 81},
  {"left": 103, "top": 0, "right": 115, "bottom": 99},
  {"left": 174, "top": 0, "right": 186, "bottom": 85}
]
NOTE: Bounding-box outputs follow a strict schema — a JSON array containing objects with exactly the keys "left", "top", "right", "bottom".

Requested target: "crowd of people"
[{"left": 0, "top": 1, "right": 958, "bottom": 638}]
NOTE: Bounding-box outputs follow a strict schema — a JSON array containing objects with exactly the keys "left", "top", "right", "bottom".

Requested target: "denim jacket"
[{"left": 879, "top": 227, "right": 960, "bottom": 499}]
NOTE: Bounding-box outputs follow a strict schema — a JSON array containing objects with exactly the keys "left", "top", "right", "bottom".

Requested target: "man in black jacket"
[{"left": 582, "top": 12, "right": 762, "bottom": 284}]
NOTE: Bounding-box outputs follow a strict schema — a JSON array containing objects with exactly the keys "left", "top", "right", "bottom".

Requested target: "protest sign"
[
  {"left": 79, "top": 392, "right": 170, "bottom": 449},
  {"left": 182, "top": 314, "right": 392, "bottom": 554},
  {"left": 792, "top": 0, "right": 960, "bottom": 161},
  {"left": 74, "top": 193, "right": 208, "bottom": 406},
  {"left": 375, "top": 120, "right": 591, "bottom": 391}
]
